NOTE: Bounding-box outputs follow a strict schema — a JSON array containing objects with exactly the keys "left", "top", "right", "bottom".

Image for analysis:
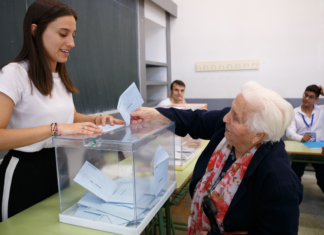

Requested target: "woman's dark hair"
[
  {"left": 170, "top": 80, "right": 186, "bottom": 90},
  {"left": 305, "top": 85, "right": 321, "bottom": 98},
  {"left": 1, "top": 0, "right": 78, "bottom": 95}
]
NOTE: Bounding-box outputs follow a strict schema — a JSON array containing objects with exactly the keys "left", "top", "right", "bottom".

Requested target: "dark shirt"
[{"left": 156, "top": 107, "right": 303, "bottom": 235}]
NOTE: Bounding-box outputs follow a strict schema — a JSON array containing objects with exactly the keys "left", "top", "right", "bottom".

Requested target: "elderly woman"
[{"left": 131, "top": 81, "right": 303, "bottom": 235}]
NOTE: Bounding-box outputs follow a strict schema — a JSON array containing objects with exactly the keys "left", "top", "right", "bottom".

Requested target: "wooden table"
[
  {"left": 175, "top": 158, "right": 197, "bottom": 193},
  {"left": 169, "top": 103, "right": 208, "bottom": 110},
  {"left": 285, "top": 140, "right": 322, "bottom": 155},
  {"left": 0, "top": 192, "right": 116, "bottom": 235},
  {"left": 284, "top": 140, "right": 324, "bottom": 164},
  {"left": 0, "top": 162, "right": 199, "bottom": 235},
  {"left": 174, "top": 140, "right": 208, "bottom": 192}
]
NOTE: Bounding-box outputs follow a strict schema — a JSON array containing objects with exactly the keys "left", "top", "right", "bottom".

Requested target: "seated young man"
[
  {"left": 286, "top": 84, "right": 324, "bottom": 193},
  {"left": 157, "top": 80, "right": 186, "bottom": 107}
]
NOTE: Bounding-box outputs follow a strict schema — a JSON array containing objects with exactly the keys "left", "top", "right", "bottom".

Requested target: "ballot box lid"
[{"left": 52, "top": 121, "right": 175, "bottom": 151}]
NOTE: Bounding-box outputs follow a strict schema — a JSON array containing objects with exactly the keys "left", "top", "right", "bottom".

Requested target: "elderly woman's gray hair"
[{"left": 241, "top": 81, "right": 294, "bottom": 143}]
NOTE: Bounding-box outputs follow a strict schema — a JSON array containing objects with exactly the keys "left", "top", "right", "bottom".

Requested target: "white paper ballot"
[
  {"left": 151, "top": 145, "right": 170, "bottom": 197},
  {"left": 74, "top": 161, "right": 117, "bottom": 202},
  {"left": 85, "top": 207, "right": 130, "bottom": 225},
  {"left": 78, "top": 191, "right": 105, "bottom": 209},
  {"left": 74, "top": 205, "right": 101, "bottom": 221},
  {"left": 117, "top": 82, "right": 144, "bottom": 126},
  {"left": 85, "top": 206, "right": 134, "bottom": 222},
  {"left": 106, "top": 213, "right": 129, "bottom": 226},
  {"left": 98, "top": 124, "right": 124, "bottom": 133},
  {"left": 147, "top": 189, "right": 166, "bottom": 209},
  {"left": 108, "top": 182, "right": 133, "bottom": 204},
  {"left": 97, "top": 214, "right": 112, "bottom": 224}
]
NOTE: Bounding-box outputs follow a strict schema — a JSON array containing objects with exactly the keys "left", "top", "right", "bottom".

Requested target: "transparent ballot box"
[
  {"left": 174, "top": 135, "right": 205, "bottom": 170},
  {"left": 53, "top": 122, "right": 176, "bottom": 235}
]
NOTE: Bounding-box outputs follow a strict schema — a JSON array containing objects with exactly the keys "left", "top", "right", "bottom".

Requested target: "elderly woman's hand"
[
  {"left": 130, "top": 107, "right": 169, "bottom": 124},
  {"left": 94, "top": 114, "right": 125, "bottom": 126}
]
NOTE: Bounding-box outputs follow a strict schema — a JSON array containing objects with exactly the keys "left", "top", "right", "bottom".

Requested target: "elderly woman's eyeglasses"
[{"left": 303, "top": 93, "right": 316, "bottom": 99}]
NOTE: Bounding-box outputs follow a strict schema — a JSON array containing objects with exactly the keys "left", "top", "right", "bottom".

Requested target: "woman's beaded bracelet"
[{"left": 50, "top": 123, "right": 61, "bottom": 137}]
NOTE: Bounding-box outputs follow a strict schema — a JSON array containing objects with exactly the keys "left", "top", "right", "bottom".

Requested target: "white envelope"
[
  {"left": 117, "top": 82, "right": 144, "bottom": 126},
  {"left": 150, "top": 145, "right": 170, "bottom": 197},
  {"left": 98, "top": 124, "right": 125, "bottom": 133},
  {"left": 74, "top": 161, "right": 117, "bottom": 202}
]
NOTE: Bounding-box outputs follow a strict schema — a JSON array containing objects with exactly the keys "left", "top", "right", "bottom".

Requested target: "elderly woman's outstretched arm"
[{"left": 131, "top": 107, "right": 230, "bottom": 140}]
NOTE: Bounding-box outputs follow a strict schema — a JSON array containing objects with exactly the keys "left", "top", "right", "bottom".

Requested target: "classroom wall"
[{"left": 170, "top": 0, "right": 324, "bottom": 105}]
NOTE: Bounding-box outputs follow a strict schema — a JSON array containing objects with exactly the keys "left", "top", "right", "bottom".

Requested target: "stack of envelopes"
[
  {"left": 72, "top": 144, "right": 170, "bottom": 226},
  {"left": 175, "top": 146, "right": 198, "bottom": 165},
  {"left": 73, "top": 178, "right": 166, "bottom": 226}
]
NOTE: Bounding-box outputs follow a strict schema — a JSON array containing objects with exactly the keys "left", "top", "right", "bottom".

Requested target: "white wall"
[{"left": 170, "top": 0, "right": 324, "bottom": 99}]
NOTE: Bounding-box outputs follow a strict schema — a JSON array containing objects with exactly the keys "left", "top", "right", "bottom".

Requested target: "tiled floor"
[
  {"left": 298, "top": 171, "right": 324, "bottom": 235},
  {"left": 165, "top": 171, "right": 324, "bottom": 235}
]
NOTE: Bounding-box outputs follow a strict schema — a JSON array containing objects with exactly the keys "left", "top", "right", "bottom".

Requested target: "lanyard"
[{"left": 301, "top": 113, "right": 314, "bottom": 129}]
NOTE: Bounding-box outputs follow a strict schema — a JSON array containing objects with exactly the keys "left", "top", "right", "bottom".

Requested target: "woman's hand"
[
  {"left": 130, "top": 107, "right": 169, "bottom": 124},
  {"left": 95, "top": 114, "right": 125, "bottom": 126},
  {"left": 58, "top": 122, "right": 103, "bottom": 135},
  {"left": 200, "top": 231, "right": 208, "bottom": 235},
  {"left": 130, "top": 107, "right": 153, "bottom": 124}
]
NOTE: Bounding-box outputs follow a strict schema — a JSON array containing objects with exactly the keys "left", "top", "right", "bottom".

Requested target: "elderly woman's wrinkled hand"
[{"left": 130, "top": 107, "right": 160, "bottom": 124}]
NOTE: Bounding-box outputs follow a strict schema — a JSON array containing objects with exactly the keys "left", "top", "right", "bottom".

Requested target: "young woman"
[{"left": 0, "top": 0, "right": 124, "bottom": 222}]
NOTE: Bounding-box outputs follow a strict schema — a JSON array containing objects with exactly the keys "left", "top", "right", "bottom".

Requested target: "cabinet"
[{"left": 138, "top": 0, "right": 177, "bottom": 106}]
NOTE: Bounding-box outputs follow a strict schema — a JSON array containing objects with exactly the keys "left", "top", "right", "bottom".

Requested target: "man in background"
[
  {"left": 157, "top": 80, "right": 186, "bottom": 107},
  {"left": 286, "top": 84, "right": 324, "bottom": 193}
]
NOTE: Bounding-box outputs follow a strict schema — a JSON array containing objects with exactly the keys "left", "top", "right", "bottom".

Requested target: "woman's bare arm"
[{"left": 0, "top": 92, "right": 101, "bottom": 151}]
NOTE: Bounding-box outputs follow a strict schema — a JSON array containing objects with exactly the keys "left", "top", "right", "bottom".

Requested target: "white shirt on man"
[
  {"left": 286, "top": 104, "right": 324, "bottom": 141},
  {"left": 0, "top": 62, "right": 74, "bottom": 152},
  {"left": 157, "top": 98, "right": 173, "bottom": 107}
]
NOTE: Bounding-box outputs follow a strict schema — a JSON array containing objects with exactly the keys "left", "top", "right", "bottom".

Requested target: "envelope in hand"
[{"left": 117, "top": 82, "right": 144, "bottom": 126}]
